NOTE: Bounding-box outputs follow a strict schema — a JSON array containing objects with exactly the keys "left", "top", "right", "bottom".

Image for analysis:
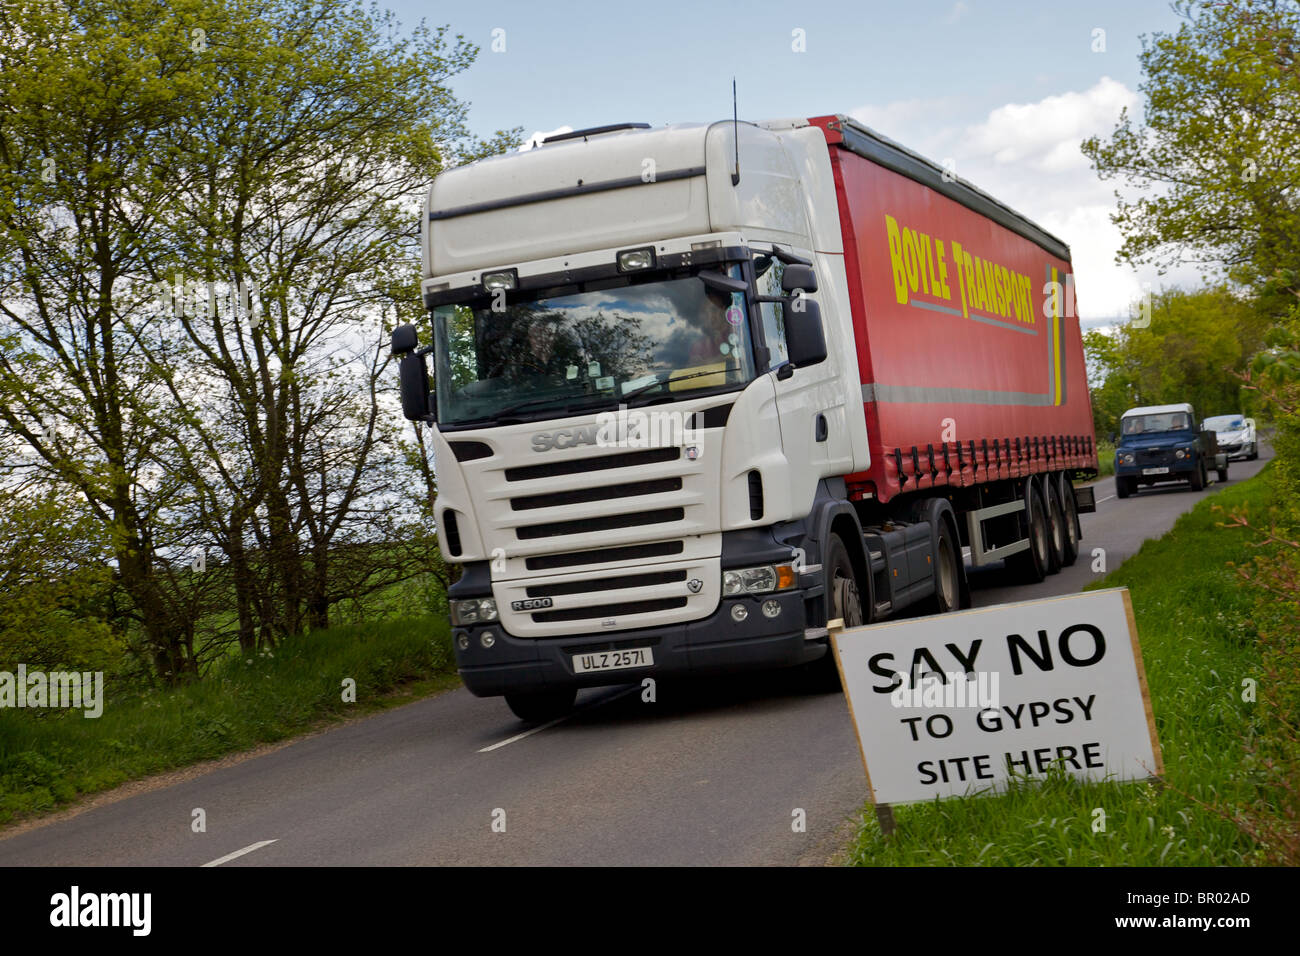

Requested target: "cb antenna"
[{"left": 731, "top": 78, "right": 740, "bottom": 186}]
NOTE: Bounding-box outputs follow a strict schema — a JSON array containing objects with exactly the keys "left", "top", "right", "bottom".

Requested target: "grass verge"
[
  {"left": 0, "top": 616, "right": 457, "bottom": 826},
  {"left": 847, "top": 466, "right": 1273, "bottom": 865}
]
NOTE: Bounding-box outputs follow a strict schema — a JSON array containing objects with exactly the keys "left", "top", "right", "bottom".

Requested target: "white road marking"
[
  {"left": 479, "top": 686, "right": 638, "bottom": 753},
  {"left": 202, "top": 839, "right": 278, "bottom": 867},
  {"left": 1095, "top": 494, "right": 1115, "bottom": 503}
]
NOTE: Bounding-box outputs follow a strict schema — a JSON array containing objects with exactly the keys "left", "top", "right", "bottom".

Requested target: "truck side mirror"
[
  {"left": 785, "top": 299, "right": 827, "bottom": 368},
  {"left": 399, "top": 352, "right": 433, "bottom": 421},
  {"left": 781, "top": 264, "right": 818, "bottom": 294},
  {"left": 392, "top": 324, "right": 432, "bottom": 421}
]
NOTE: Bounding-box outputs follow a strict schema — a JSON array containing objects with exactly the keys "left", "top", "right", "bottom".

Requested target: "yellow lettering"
[
  {"left": 885, "top": 215, "right": 908, "bottom": 304},
  {"left": 950, "top": 242, "right": 967, "bottom": 317},
  {"left": 918, "top": 232, "right": 933, "bottom": 296},
  {"left": 935, "top": 240, "right": 951, "bottom": 301},
  {"left": 902, "top": 229, "right": 921, "bottom": 295}
]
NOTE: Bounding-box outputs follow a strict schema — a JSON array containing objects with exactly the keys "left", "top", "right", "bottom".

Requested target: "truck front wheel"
[
  {"left": 807, "top": 535, "right": 863, "bottom": 691},
  {"left": 505, "top": 689, "right": 576, "bottom": 724},
  {"left": 1116, "top": 476, "right": 1133, "bottom": 499},
  {"left": 1190, "top": 460, "right": 1205, "bottom": 491}
]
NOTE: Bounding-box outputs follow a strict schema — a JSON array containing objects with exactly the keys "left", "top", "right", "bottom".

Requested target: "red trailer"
[{"left": 811, "top": 115, "right": 1097, "bottom": 504}]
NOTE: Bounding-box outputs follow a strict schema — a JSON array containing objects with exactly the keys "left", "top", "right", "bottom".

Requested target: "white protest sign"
[{"left": 832, "top": 587, "right": 1162, "bottom": 805}]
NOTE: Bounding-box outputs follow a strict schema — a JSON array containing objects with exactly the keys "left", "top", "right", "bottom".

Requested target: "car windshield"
[
  {"left": 1203, "top": 415, "right": 1244, "bottom": 431},
  {"left": 432, "top": 265, "right": 757, "bottom": 426},
  {"left": 1121, "top": 412, "right": 1192, "bottom": 436}
]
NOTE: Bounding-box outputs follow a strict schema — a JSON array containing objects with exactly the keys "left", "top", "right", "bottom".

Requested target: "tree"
[
  {"left": 1084, "top": 286, "right": 1270, "bottom": 437},
  {"left": 1082, "top": 0, "right": 1300, "bottom": 294},
  {"left": 0, "top": 0, "right": 518, "bottom": 680}
]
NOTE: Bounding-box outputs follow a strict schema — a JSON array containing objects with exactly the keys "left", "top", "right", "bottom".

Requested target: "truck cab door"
[{"left": 752, "top": 252, "right": 834, "bottom": 500}]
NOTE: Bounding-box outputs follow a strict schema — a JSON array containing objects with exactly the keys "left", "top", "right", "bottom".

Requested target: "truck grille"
[
  {"left": 526, "top": 569, "right": 687, "bottom": 597},
  {"left": 532, "top": 597, "right": 688, "bottom": 624},
  {"left": 524, "top": 541, "right": 685, "bottom": 571},
  {"left": 505, "top": 446, "right": 679, "bottom": 481},
  {"left": 494, "top": 556, "right": 719, "bottom": 637},
  {"left": 511, "top": 477, "right": 682, "bottom": 511},
  {"left": 516, "top": 507, "right": 685, "bottom": 540}
]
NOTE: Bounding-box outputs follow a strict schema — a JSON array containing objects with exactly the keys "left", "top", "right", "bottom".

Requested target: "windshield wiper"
[{"left": 620, "top": 366, "right": 741, "bottom": 404}]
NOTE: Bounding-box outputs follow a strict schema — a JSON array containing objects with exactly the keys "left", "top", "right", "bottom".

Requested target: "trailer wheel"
[
  {"left": 1190, "top": 460, "right": 1205, "bottom": 491},
  {"left": 505, "top": 688, "right": 576, "bottom": 724},
  {"left": 1044, "top": 479, "right": 1066, "bottom": 575},
  {"left": 806, "top": 535, "right": 862, "bottom": 691},
  {"left": 1059, "top": 476, "right": 1080, "bottom": 567},
  {"left": 1008, "top": 481, "right": 1049, "bottom": 584},
  {"left": 1217, "top": 463, "right": 1229, "bottom": 483},
  {"left": 932, "top": 518, "right": 961, "bottom": 613}
]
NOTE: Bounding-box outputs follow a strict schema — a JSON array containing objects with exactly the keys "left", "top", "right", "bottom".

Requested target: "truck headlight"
[
  {"left": 450, "top": 598, "right": 498, "bottom": 626},
  {"left": 1175, "top": 449, "right": 1186, "bottom": 459},
  {"left": 723, "top": 564, "right": 797, "bottom": 596},
  {"left": 1119, "top": 452, "right": 1135, "bottom": 465}
]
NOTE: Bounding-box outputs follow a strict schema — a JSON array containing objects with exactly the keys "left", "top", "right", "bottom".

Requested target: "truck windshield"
[
  {"left": 432, "top": 265, "right": 757, "bottom": 426},
  {"left": 1121, "top": 412, "right": 1192, "bottom": 436}
]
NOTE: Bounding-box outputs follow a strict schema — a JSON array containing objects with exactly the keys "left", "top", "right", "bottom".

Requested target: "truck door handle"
[{"left": 815, "top": 414, "right": 828, "bottom": 442}]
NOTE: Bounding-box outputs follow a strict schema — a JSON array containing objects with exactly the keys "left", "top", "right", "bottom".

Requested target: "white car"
[{"left": 1203, "top": 414, "right": 1258, "bottom": 461}]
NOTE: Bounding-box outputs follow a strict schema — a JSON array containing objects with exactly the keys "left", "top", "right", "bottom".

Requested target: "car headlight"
[
  {"left": 450, "top": 598, "right": 498, "bottom": 626},
  {"left": 723, "top": 564, "right": 797, "bottom": 596}
]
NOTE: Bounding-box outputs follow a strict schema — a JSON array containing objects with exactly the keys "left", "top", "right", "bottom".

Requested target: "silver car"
[{"left": 1203, "top": 414, "right": 1258, "bottom": 461}]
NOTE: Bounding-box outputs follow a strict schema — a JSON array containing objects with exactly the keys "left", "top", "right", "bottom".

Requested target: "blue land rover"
[{"left": 1114, "top": 403, "right": 1228, "bottom": 498}]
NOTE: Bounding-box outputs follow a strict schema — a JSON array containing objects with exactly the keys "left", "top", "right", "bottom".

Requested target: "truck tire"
[
  {"left": 1007, "top": 481, "right": 1049, "bottom": 584},
  {"left": 807, "top": 535, "right": 863, "bottom": 691},
  {"left": 1190, "top": 460, "right": 1205, "bottom": 491},
  {"left": 1116, "top": 476, "right": 1133, "bottom": 499},
  {"left": 919, "top": 516, "right": 961, "bottom": 615},
  {"left": 1044, "top": 478, "right": 1066, "bottom": 575},
  {"left": 1217, "top": 462, "right": 1229, "bottom": 483},
  {"left": 505, "top": 688, "right": 576, "bottom": 724},
  {"left": 1058, "top": 475, "right": 1080, "bottom": 567}
]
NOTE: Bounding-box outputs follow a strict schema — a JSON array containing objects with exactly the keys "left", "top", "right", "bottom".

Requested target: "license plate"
[
  {"left": 572, "top": 647, "right": 654, "bottom": 674},
  {"left": 1142, "top": 466, "right": 1169, "bottom": 475}
]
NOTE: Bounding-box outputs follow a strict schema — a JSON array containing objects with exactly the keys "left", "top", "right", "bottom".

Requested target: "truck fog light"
[
  {"left": 482, "top": 269, "right": 517, "bottom": 291},
  {"left": 480, "top": 631, "right": 496, "bottom": 649},
  {"left": 617, "top": 247, "right": 655, "bottom": 272},
  {"left": 762, "top": 599, "right": 781, "bottom": 619},
  {"left": 457, "top": 633, "right": 470, "bottom": 650},
  {"left": 731, "top": 604, "right": 748, "bottom": 622}
]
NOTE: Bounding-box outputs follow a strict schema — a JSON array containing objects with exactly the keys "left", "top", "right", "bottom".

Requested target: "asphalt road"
[{"left": 0, "top": 447, "right": 1270, "bottom": 867}]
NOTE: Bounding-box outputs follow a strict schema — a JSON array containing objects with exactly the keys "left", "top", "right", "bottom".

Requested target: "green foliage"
[
  {"left": 1082, "top": 0, "right": 1300, "bottom": 286},
  {"left": 849, "top": 469, "right": 1274, "bottom": 865},
  {"left": 0, "top": 491, "right": 122, "bottom": 673},
  {"left": 1085, "top": 286, "right": 1270, "bottom": 438},
  {"left": 0, "top": 616, "right": 456, "bottom": 823}
]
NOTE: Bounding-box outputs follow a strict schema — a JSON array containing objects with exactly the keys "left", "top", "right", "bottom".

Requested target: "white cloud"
[
  {"left": 850, "top": 78, "right": 1209, "bottom": 318},
  {"left": 518, "top": 126, "right": 573, "bottom": 151}
]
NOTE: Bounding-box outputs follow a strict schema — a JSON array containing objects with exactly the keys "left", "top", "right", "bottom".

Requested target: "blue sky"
[{"left": 384, "top": 0, "right": 1202, "bottom": 319}]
